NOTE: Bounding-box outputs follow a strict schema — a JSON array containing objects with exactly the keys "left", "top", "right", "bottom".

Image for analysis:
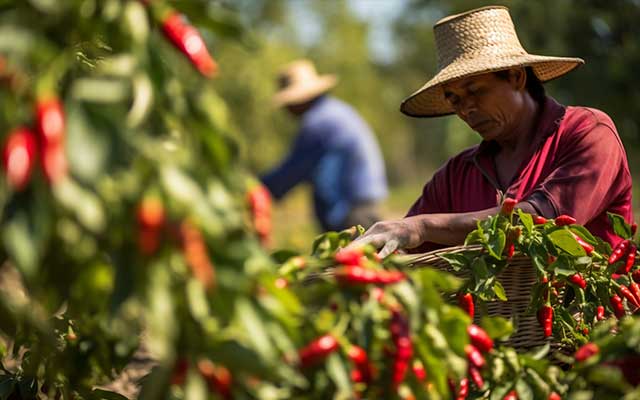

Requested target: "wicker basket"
[{"left": 405, "top": 245, "right": 552, "bottom": 352}]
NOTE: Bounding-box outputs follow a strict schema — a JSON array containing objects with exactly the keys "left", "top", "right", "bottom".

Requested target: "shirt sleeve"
[
  {"left": 529, "top": 121, "right": 630, "bottom": 224},
  {"left": 260, "top": 125, "right": 326, "bottom": 199}
]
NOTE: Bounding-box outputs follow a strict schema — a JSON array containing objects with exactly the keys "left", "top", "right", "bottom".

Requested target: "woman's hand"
[{"left": 346, "top": 216, "right": 428, "bottom": 258}]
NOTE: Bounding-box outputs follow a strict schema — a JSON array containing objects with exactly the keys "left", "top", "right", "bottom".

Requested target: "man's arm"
[
  {"left": 261, "top": 128, "right": 325, "bottom": 199},
  {"left": 349, "top": 201, "right": 538, "bottom": 257}
]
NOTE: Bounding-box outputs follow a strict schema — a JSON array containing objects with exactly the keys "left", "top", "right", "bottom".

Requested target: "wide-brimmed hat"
[
  {"left": 400, "top": 6, "right": 584, "bottom": 118},
  {"left": 273, "top": 59, "right": 337, "bottom": 107}
]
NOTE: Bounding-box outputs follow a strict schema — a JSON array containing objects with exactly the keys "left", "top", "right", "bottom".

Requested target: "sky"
[{"left": 288, "top": 0, "right": 409, "bottom": 63}]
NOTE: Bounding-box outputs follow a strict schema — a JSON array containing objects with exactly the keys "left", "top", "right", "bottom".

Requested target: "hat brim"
[
  {"left": 400, "top": 54, "right": 584, "bottom": 118},
  {"left": 273, "top": 75, "right": 337, "bottom": 107}
]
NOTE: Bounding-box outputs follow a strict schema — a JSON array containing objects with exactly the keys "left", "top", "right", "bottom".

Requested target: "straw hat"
[
  {"left": 400, "top": 6, "right": 584, "bottom": 118},
  {"left": 273, "top": 59, "right": 337, "bottom": 107}
]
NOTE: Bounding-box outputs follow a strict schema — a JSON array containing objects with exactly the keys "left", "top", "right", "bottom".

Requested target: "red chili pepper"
[
  {"left": 348, "top": 345, "right": 373, "bottom": 382},
  {"left": 334, "top": 265, "right": 405, "bottom": 285},
  {"left": 180, "top": 220, "right": 216, "bottom": 290},
  {"left": 2, "top": 127, "right": 37, "bottom": 190},
  {"left": 596, "top": 305, "right": 605, "bottom": 320},
  {"left": 247, "top": 184, "right": 272, "bottom": 246},
  {"left": 610, "top": 294, "right": 625, "bottom": 318},
  {"left": 468, "top": 366, "right": 484, "bottom": 389},
  {"left": 618, "top": 284, "right": 640, "bottom": 309},
  {"left": 335, "top": 248, "right": 364, "bottom": 266},
  {"left": 504, "top": 390, "right": 518, "bottom": 400},
  {"left": 467, "top": 324, "right": 493, "bottom": 353},
  {"left": 548, "top": 392, "right": 561, "bottom": 400},
  {"left": 298, "top": 334, "right": 339, "bottom": 368},
  {"left": 538, "top": 305, "right": 554, "bottom": 337},
  {"left": 390, "top": 310, "right": 413, "bottom": 388},
  {"left": 465, "top": 344, "right": 485, "bottom": 369},
  {"left": 36, "top": 97, "right": 65, "bottom": 145},
  {"left": 171, "top": 358, "right": 189, "bottom": 386},
  {"left": 555, "top": 215, "right": 576, "bottom": 226},
  {"left": 633, "top": 223, "right": 638, "bottom": 236},
  {"left": 629, "top": 282, "right": 640, "bottom": 307},
  {"left": 533, "top": 215, "right": 547, "bottom": 225},
  {"left": 622, "top": 245, "right": 637, "bottom": 274},
  {"left": 575, "top": 342, "right": 599, "bottom": 362},
  {"left": 197, "top": 359, "right": 233, "bottom": 399},
  {"left": 137, "top": 197, "right": 166, "bottom": 255},
  {"left": 571, "top": 233, "right": 594, "bottom": 255},
  {"left": 506, "top": 243, "right": 515, "bottom": 259},
  {"left": 412, "top": 360, "right": 427, "bottom": 381},
  {"left": 500, "top": 198, "right": 517, "bottom": 215},
  {"left": 456, "top": 378, "right": 469, "bottom": 400},
  {"left": 569, "top": 273, "right": 587, "bottom": 290},
  {"left": 137, "top": 197, "right": 166, "bottom": 230},
  {"left": 41, "top": 143, "right": 67, "bottom": 184},
  {"left": 36, "top": 97, "right": 68, "bottom": 184},
  {"left": 633, "top": 270, "right": 640, "bottom": 283},
  {"left": 609, "top": 239, "right": 631, "bottom": 265},
  {"left": 161, "top": 12, "right": 218, "bottom": 77},
  {"left": 458, "top": 293, "right": 474, "bottom": 319}
]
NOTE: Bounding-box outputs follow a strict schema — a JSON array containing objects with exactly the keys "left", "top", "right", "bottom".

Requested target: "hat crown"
[
  {"left": 434, "top": 6, "right": 527, "bottom": 70},
  {"left": 278, "top": 60, "right": 319, "bottom": 90}
]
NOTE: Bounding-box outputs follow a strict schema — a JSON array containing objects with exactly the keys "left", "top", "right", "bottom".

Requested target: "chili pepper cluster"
[
  {"left": 139, "top": 0, "right": 218, "bottom": 78},
  {"left": 246, "top": 184, "right": 272, "bottom": 246},
  {"left": 2, "top": 97, "right": 68, "bottom": 190},
  {"left": 136, "top": 196, "right": 216, "bottom": 290}
]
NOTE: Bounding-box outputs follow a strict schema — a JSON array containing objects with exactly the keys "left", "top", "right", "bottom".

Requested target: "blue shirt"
[{"left": 261, "top": 96, "right": 388, "bottom": 231}]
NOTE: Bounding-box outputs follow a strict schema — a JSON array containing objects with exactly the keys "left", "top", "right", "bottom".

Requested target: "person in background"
[
  {"left": 349, "top": 5, "right": 633, "bottom": 257},
  {"left": 261, "top": 59, "right": 388, "bottom": 232}
]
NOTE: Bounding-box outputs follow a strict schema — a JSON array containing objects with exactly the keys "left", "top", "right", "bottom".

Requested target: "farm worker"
[
  {"left": 349, "top": 5, "right": 633, "bottom": 257},
  {"left": 261, "top": 59, "right": 388, "bottom": 232}
]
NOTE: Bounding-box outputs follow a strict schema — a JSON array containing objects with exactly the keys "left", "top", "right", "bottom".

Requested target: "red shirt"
[{"left": 407, "top": 96, "right": 633, "bottom": 250}]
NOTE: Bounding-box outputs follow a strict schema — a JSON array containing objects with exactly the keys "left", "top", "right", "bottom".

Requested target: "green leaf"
[
  {"left": 186, "top": 280, "right": 210, "bottom": 322},
  {"left": 235, "top": 298, "right": 276, "bottom": 361},
  {"left": 518, "top": 210, "right": 534, "bottom": 233},
  {"left": 493, "top": 280, "right": 508, "bottom": 301},
  {"left": 515, "top": 377, "right": 534, "bottom": 400},
  {"left": 70, "top": 78, "right": 130, "bottom": 103},
  {"left": 65, "top": 103, "right": 113, "bottom": 183},
  {"left": 326, "top": 353, "right": 351, "bottom": 398},
  {"left": 487, "top": 230, "right": 506, "bottom": 259},
  {"left": 464, "top": 229, "right": 484, "bottom": 245},
  {"left": 184, "top": 370, "right": 207, "bottom": 400},
  {"left": 2, "top": 209, "right": 38, "bottom": 279},
  {"left": 53, "top": 179, "right": 106, "bottom": 233},
  {"left": 438, "top": 253, "right": 469, "bottom": 272},
  {"left": 480, "top": 316, "right": 514, "bottom": 340},
  {"left": 490, "top": 382, "right": 514, "bottom": 400},
  {"left": 548, "top": 229, "right": 586, "bottom": 257},
  {"left": 440, "top": 307, "right": 470, "bottom": 354},
  {"left": 471, "top": 257, "right": 489, "bottom": 280},
  {"left": 608, "top": 212, "right": 632, "bottom": 239}
]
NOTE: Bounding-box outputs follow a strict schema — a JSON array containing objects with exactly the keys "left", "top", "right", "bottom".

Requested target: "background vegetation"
[{"left": 214, "top": 0, "right": 640, "bottom": 251}]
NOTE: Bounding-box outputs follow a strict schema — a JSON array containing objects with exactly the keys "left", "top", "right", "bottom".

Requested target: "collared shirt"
[
  {"left": 406, "top": 96, "right": 633, "bottom": 251},
  {"left": 262, "top": 96, "right": 388, "bottom": 231}
]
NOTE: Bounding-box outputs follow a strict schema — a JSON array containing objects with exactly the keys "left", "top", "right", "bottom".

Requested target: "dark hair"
[{"left": 494, "top": 67, "right": 545, "bottom": 104}]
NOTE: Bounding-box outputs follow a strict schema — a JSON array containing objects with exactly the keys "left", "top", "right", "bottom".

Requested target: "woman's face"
[{"left": 442, "top": 70, "right": 528, "bottom": 142}]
